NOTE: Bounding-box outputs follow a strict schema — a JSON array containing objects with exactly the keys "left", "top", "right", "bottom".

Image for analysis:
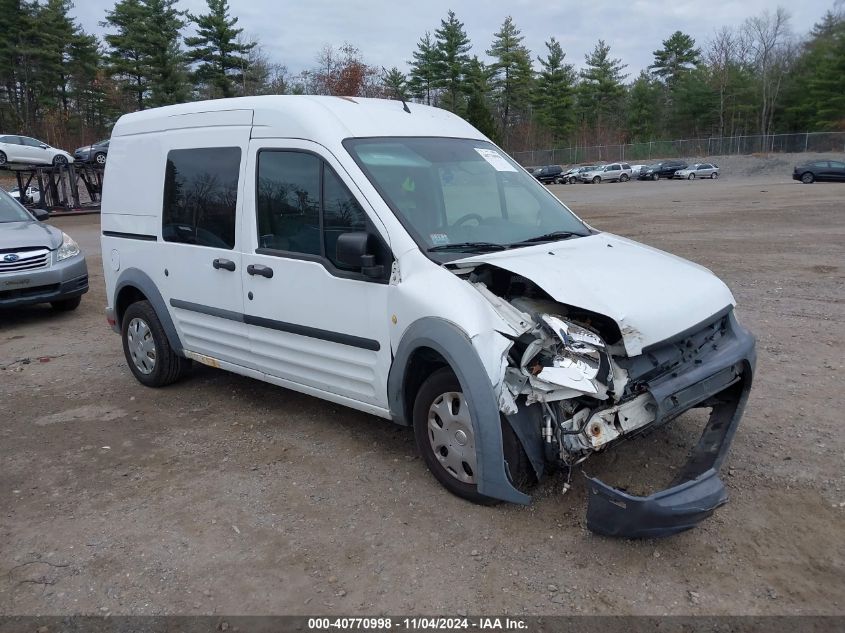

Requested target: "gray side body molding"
[
  {"left": 388, "top": 317, "right": 530, "bottom": 505},
  {"left": 114, "top": 268, "right": 183, "bottom": 354}
]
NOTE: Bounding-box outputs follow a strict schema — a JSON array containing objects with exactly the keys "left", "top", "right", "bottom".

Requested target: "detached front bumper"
[{"left": 585, "top": 311, "right": 756, "bottom": 538}]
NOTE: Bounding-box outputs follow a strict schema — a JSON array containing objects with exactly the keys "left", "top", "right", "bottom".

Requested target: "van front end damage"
[{"left": 460, "top": 263, "right": 756, "bottom": 538}]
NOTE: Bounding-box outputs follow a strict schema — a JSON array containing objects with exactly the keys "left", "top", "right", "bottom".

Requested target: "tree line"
[{"left": 0, "top": 0, "right": 843, "bottom": 153}]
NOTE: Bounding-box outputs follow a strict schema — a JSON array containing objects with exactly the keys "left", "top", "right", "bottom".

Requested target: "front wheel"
[
  {"left": 652, "top": 173, "right": 659, "bottom": 181},
  {"left": 0, "top": 151, "right": 6, "bottom": 165},
  {"left": 413, "top": 368, "right": 534, "bottom": 504},
  {"left": 94, "top": 152, "right": 106, "bottom": 165},
  {"left": 801, "top": 172, "right": 815, "bottom": 184},
  {"left": 592, "top": 176, "right": 601, "bottom": 184},
  {"left": 688, "top": 173, "right": 695, "bottom": 180},
  {"left": 121, "top": 300, "right": 191, "bottom": 387},
  {"left": 52, "top": 154, "right": 68, "bottom": 166}
]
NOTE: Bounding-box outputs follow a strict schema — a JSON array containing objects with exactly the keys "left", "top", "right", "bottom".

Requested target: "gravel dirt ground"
[{"left": 1, "top": 171, "right": 843, "bottom": 616}]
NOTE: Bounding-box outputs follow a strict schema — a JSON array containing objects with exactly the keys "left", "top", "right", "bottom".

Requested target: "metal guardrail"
[{"left": 512, "top": 132, "right": 845, "bottom": 166}]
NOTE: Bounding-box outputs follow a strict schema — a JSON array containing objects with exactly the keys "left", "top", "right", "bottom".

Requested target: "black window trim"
[
  {"left": 161, "top": 146, "right": 242, "bottom": 251},
  {"left": 253, "top": 147, "right": 393, "bottom": 284}
]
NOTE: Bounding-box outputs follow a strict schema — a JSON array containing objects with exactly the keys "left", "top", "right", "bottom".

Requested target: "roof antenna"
[{"left": 382, "top": 66, "right": 411, "bottom": 114}]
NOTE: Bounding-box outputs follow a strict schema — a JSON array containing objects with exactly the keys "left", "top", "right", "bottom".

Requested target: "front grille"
[
  {"left": 0, "top": 248, "right": 51, "bottom": 273},
  {"left": 0, "top": 283, "right": 59, "bottom": 301}
]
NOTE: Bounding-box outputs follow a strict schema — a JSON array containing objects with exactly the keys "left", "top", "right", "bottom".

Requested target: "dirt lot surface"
[{"left": 1, "top": 172, "right": 843, "bottom": 616}]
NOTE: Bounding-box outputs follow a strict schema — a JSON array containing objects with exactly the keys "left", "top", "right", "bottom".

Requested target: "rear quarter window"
[{"left": 162, "top": 147, "right": 241, "bottom": 249}]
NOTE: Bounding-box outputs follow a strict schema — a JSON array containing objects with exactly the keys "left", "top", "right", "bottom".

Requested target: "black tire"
[
  {"left": 94, "top": 152, "right": 106, "bottom": 165},
  {"left": 0, "top": 151, "right": 6, "bottom": 165},
  {"left": 50, "top": 296, "right": 81, "bottom": 312},
  {"left": 620, "top": 173, "right": 629, "bottom": 182},
  {"left": 121, "top": 300, "right": 190, "bottom": 387},
  {"left": 412, "top": 367, "right": 535, "bottom": 504},
  {"left": 710, "top": 172, "right": 718, "bottom": 179},
  {"left": 592, "top": 176, "right": 601, "bottom": 184},
  {"left": 652, "top": 173, "right": 659, "bottom": 181},
  {"left": 801, "top": 172, "right": 815, "bottom": 184},
  {"left": 52, "top": 154, "right": 68, "bottom": 166},
  {"left": 688, "top": 173, "right": 695, "bottom": 180}
]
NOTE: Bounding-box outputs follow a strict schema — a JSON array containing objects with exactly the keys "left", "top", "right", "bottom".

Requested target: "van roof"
[{"left": 111, "top": 95, "right": 486, "bottom": 144}]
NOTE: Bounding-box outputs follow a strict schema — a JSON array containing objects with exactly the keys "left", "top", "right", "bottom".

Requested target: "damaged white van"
[{"left": 101, "top": 96, "right": 755, "bottom": 538}]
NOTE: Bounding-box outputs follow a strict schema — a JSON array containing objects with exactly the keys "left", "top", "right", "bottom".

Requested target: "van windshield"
[{"left": 344, "top": 137, "right": 589, "bottom": 256}]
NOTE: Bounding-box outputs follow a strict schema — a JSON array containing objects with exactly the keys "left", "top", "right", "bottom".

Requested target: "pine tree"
[
  {"left": 532, "top": 37, "right": 576, "bottom": 141},
  {"left": 142, "top": 0, "right": 188, "bottom": 106},
  {"left": 463, "top": 57, "right": 498, "bottom": 142},
  {"left": 576, "top": 40, "right": 628, "bottom": 135},
  {"left": 185, "top": 0, "right": 255, "bottom": 98},
  {"left": 382, "top": 67, "right": 409, "bottom": 100},
  {"left": 408, "top": 31, "right": 437, "bottom": 104},
  {"left": 487, "top": 16, "right": 534, "bottom": 143},
  {"left": 626, "top": 71, "right": 662, "bottom": 141},
  {"left": 432, "top": 10, "right": 472, "bottom": 113},
  {"left": 650, "top": 31, "right": 701, "bottom": 86},
  {"left": 103, "top": 0, "right": 151, "bottom": 110}
]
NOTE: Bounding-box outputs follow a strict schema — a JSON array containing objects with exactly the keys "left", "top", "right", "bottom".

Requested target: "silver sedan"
[{"left": 674, "top": 163, "right": 720, "bottom": 179}]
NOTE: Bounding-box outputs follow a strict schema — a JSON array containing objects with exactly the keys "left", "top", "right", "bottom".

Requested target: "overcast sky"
[{"left": 70, "top": 0, "right": 838, "bottom": 79}]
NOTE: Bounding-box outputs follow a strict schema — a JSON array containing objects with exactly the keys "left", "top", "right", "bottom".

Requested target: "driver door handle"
[
  {"left": 212, "top": 258, "right": 236, "bottom": 272},
  {"left": 247, "top": 264, "right": 274, "bottom": 278}
]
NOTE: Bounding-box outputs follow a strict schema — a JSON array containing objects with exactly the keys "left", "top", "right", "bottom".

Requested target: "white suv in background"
[
  {"left": 0, "top": 135, "right": 74, "bottom": 166},
  {"left": 580, "top": 163, "right": 632, "bottom": 183}
]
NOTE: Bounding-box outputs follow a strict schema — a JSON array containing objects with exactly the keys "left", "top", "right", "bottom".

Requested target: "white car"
[
  {"left": 580, "top": 163, "right": 633, "bottom": 183},
  {"left": 630, "top": 164, "right": 647, "bottom": 177},
  {"left": 8, "top": 186, "right": 41, "bottom": 204},
  {"left": 0, "top": 134, "right": 74, "bottom": 166},
  {"left": 674, "top": 163, "right": 719, "bottom": 179},
  {"left": 101, "top": 96, "right": 755, "bottom": 538}
]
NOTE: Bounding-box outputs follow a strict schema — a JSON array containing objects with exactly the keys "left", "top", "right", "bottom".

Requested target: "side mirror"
[
  {"left": 32, "top": 208, "right": 50, "bottom": 221},
  {"left": 336, "top": 231, "right": 384, "bottom": 278},
  {"left": 39, "top": 143, "right": 48, "bottom": 149}
]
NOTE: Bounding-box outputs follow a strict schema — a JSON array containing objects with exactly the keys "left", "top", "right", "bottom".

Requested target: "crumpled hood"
[
  {"left": 455, "top": 233, "right": 735, "bottom": 355},
  {"left": 0, "top": 221, "right": 62, "bottom": 251}
]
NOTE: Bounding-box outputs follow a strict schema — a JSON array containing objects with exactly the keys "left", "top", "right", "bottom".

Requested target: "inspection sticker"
[{"left": 474, "top": 148, "right": 517, "bottom": 172}]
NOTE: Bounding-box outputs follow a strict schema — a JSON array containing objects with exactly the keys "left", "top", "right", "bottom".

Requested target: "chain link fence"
[{"left": 512, "top": 132, "right": 845, "bottom": 167}]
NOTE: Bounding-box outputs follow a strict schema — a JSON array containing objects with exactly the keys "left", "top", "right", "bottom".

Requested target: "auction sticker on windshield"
[{"left": 475, "top": 148, "right": 517, "bottom": 172}]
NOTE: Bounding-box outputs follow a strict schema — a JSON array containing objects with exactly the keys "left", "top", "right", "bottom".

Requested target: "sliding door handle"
[
  {"left": 247, "top": 264, "right": 274, "bottom": 278},
  {"left": 212, "top": 258, "right": 236, "bottom": 272}
]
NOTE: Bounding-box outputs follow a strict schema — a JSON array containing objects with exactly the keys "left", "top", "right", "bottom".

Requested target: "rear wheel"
[
  {"left": 413, "top": 367, "right": 534, "bottom": 504},
  {"left": 801, "top": 172, "right": 815, "bottom": 184},
  {"left": 50, "top": 296, "right": 81, "bottom": 312},
  {"left": 620, "top": 173, "right": 629, "bottom": 182},
  {"left": 710, "top": 172, "right": 718, "bottom": 179},
  {"left": 94, "top": 152, "right": 106, "bottom": 165},
  {"left": 121, "top": 300, "right": 190, "bottom": 387}
]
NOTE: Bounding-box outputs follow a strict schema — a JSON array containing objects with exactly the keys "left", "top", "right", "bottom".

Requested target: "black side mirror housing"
[
  {"left": 32, "top": 208, "right": 50, "bottom": 221},
  {"left": 336, "top": 231, "right": 384, "bottom": 278}
]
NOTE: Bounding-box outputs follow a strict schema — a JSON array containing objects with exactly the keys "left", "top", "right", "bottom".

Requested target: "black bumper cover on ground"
[{"left": 585, "top": 311, "right": 756, "bottom": 538}]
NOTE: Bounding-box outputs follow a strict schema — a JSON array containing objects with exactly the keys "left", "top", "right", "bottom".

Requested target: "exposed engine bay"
[{"left": 455, "top": 263, "right": 721, "bottom": 468}]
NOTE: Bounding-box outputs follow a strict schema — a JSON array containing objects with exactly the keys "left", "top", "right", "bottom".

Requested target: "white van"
[{"left": 101, "top": 96, "right": 755, "bottom": 538}]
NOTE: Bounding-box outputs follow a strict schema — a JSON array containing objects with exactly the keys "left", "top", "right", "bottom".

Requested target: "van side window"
[
  {"left": 256, "top": 151, "right": 321, "bottom": 255},
  {"left": 256, "top": 150, "right": 370, "bottom": 268},
  {"left": 162, "top": 147, "right": 241, "bottom": 249},
  {"left": 322, "top": 167, "right": 367, "bottom": 268}
]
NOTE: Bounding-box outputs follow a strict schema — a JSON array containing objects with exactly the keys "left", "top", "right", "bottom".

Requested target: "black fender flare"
[
  {"left": 387, "top": 317, "right": 530, "bottom": 504},
  {"left": 114, "top": 268, "right": 183, "bottom": 354}
]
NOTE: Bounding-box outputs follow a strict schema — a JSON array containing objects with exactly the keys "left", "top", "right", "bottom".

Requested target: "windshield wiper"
[
  {"left": 508, "top": 231, "right": 584, "bottom": 247},
  {"left": 427, "top": 241, "right": 508, "bottom": 253}
]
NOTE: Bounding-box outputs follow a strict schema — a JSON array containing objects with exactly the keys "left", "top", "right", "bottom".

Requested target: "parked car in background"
[
  {"left": 792, "top": 159, "right": 845, "bottom": 184},
  {"left": 630, "top": 164, "right": 648, "bottom": 177},
  {"left": 8, "top": 186, "right": 41, "bottom": 204},
  {"left": 581, "top": 163, "right": 632, "bottom": 183},
  {"left": 673, "top": 163, "right": 720, "bottom": 179},
  {"left": 74, "top": 139, "right": 109, "bottom": 165},
  {"left": 566, "top": 165, "right": 597, "bottom": 184},
  {"left": 0, "top": 187, "right": 87, "bottom": 311},
  {"left": 531, "top": 164, "right": 564, "bottom": 184},
  {"left": 638, "top": 160, "right": 688, "bottom": 180},
  {"left": 0, "top": 135, "right": 73, "bottom": 166}
]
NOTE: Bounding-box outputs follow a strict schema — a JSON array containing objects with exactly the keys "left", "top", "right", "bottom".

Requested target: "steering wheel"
[{"left": 452, "top": 213, "right": 485, "bottom": 227}]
